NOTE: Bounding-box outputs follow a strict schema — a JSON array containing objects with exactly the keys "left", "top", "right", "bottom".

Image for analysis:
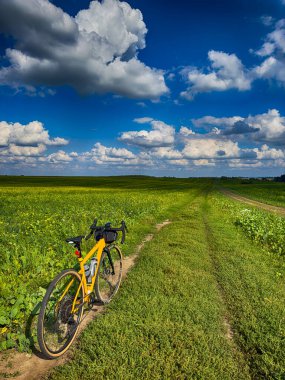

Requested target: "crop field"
[
  {"left": 220, "top": 178, "right": 285, "bottom": 207},
  {"left": 0, "top": 176, "right": 284, "bottom": 379}
]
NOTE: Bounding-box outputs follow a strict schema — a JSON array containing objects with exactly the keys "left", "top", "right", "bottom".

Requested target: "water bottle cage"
[{"left": 84, "top": 258, "right": 97, "bottom": 284}]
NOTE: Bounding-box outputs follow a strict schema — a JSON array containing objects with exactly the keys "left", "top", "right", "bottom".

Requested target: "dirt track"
[
  {"left": 0, "top": 220, "right": 171, "bottom": 380},
  {"left": 220, "top": 189, "right": 285, "bottom": 217}
]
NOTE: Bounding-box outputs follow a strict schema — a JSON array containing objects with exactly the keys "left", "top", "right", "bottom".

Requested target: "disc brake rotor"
[{"left": 58, "top": 296, "right": 73, "bottom": 323}]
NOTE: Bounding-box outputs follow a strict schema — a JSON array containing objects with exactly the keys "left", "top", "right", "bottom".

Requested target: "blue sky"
[{"left": 0, "top": 0, "right": 285, "bottom": 177}]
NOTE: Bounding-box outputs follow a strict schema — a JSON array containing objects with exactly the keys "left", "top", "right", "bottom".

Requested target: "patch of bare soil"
[
  {"left": 220, "top": 189, "right": 285, "bottom": 217},
  {"left": 0, "top": 220, "right": 171, "bottom": 380},
  {"left": 223, "top": 317, "right": 234, "bottom": 341}
]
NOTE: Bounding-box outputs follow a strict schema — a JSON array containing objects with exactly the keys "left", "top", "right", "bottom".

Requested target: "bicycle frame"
[{"left": 58, "top": 237, "right": 107, "bottom": 313}]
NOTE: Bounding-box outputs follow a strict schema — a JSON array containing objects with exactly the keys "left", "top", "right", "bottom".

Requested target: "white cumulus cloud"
[
  {"left": 180, "top": 51, "right": 251, "bottom": 99},
  {"left": 0, "top": 120, "right": 68, "bottom": 147},
  {"left": 119, "top": 119, "right": 175, "bottom": 147},
  {"left": 192, "top": 109, "right": 285, "bottom": 144},
  {"left": 192, "top": 115, "right": 243, "bottom": 129},
  {"left": 83, "top": 142, "right": 136, "bottom": 164},
  {"left": 0, "top": 0, "right": 168, "bottom": 99},
  {"left": 40, "top": 150, "right": 74, "bottom": 163},
  {"left": 179, "top": 126, "right": 196, "bottom": 137},
  {"left": 252, "top": 19, "right": 285, "bottom": 86},
  {"left": 182, "top": 138, "right": 240, "bottom": 159}
]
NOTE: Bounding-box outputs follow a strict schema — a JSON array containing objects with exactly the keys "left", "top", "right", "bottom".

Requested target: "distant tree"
[{"left": 274, "top": 174, "right": 285, "bottom": 182}]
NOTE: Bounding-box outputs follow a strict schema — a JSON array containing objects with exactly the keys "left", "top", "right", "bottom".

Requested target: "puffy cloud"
[
  {"left": 8, "top": 143, "right": 46, "bottom": 156},
  {"left": 192, "top": 109, "right": 285, "bottom": 144},
  {"left": 119, "top": 119, "right": 175, "bottom": 147},
  {"left": 255, "top": 43, "right": 275, "bottom": 57},
  {"left": 192, "top": 115, "right": 243, "bottom": 129},
  {"left": 180, "top": 20, "right": 285, "bottom": 99},
  {"left": 0, "top": 0, "right": 168, "bottom": 99},
  {"left": 0, "top": 119, "right": 68, "bottom": 163},
  {"left": 0, "top": 144, "right": 47, "bottom": 157},
  {"left": 180, "top": 51, "right": 251, "bottom": 99},
  {"left": 222, "top": 121, "right": 260, "bottom": 135},
  {"left": 254, "top": 144, "right": 285, "bottom": 159},
  {"left": 40, "top": 150, "right": 74, "bottom": 163},
  {"left": 151, "top": 147, "right": 183, "bottom": 159},
  {"left": 166, "top": 159, "right": 189, "bottom": 166},
  {"left": 0, "top": 155, "right": 38, "bottom": 164},
  {"left": 254, "top": 56, "right": 285, "bottom": 85},
  {"left": 256, "top": 19, "right": 285, "bottom": 56},
  {"left": 193, "top": 159, "right": 215, "bottom": 166},
  {"left": 0, "top": 120, "right": 68, "bottom": 147},
  {"left": 2, "top": 115, "right": 284, "bottom": 173},
  {"left": 239, "top": 149, "right": 258, "bottom": 159},
  {"left": 253, "top": 19, "right": 285, "bottom": 85},
  {"left": 0, "top": 118, "right": 71, "bottom": 168},
  {"left": 81, "top": 143, "right": 155, "bottom": 168},
  {"left": 228, "top": 159, "right": 263, "bottom": 168},
  {"left": 83, "top": 142, "right": 136, "bottom": 164},
  {"left": 245, "top": 109, "right": 285, "bottom": 143},
  {"left": 182, "top": 138, "right": 240, "bottom": 159},
  {"left": 179, "top": 126, "right": 195, "bottom": 137}
]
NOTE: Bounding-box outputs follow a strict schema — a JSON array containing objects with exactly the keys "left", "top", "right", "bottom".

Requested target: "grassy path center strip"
[{"left": 48, "top": 192, "right": 250, "bottom": 380}]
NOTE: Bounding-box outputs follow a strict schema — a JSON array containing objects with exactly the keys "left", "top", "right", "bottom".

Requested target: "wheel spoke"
[{"left": 38, "top": 270, "right": 84, "bottom": 357}]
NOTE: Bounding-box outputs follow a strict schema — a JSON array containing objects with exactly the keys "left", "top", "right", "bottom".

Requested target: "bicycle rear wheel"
[
  {"left": 37, "top": 269, "right": 84, "bottom": 359},
  {"left": 95, "top": 245, "right": 122, "bottom": 304}
]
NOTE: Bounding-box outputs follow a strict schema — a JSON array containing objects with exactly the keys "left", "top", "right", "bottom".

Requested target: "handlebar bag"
[
  {"left": 94, "top": 229, "right": 118, "bottom": 243},
  {"left": 103, "top": 231, "right": 118, "bottom": 244}
]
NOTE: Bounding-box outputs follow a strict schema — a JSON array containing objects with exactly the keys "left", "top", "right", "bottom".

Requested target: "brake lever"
[
  {"left": 122, "top": 220, "right": 128, "bottom": 232},
  {"left": 85, "top": 218, "right": 98, "bottom": 240},
  {"left": 90, "top": 218, "right": 98, "bottom": 230}
]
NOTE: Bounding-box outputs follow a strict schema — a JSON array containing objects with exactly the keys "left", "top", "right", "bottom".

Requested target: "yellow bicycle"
[{"left": 37, "top": 219, "right": 127, "bottom": 359}]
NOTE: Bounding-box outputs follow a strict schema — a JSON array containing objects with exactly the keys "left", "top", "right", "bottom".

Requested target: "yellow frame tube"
[
  {"left": 79, "top": 238, "right": 106, "bottom": 296},
  {"left": 57, "top": 277, "right": 75, "bottom": 303},
  {"left": 59, "top": 238, "right": 107, "bottom": 314}
]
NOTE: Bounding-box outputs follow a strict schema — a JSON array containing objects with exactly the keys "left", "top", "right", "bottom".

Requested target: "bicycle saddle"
[{"left": 65, "top": 235, "right": 85, "bottom": 245}]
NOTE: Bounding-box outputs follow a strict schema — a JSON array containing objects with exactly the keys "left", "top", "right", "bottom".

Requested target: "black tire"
[
  {"left": 95, "top": 245, "right": 122, "bottom": 304},
  {"left": 37, "top": 269, "right": 84, "bottom": 359}
]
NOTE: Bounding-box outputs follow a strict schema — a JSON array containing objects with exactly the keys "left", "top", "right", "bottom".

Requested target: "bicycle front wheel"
[
  {"left": 95, "top": 245, "right": 122, "bottom": 304},
  {"left": 37, "top": 269, "right": 84, "bottom": 359}
]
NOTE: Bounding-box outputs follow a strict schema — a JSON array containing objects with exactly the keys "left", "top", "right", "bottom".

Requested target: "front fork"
[{"left": 104, "top": 247, "right": 115, "bottom": 275}]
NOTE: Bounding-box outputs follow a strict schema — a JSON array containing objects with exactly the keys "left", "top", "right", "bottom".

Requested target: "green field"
[
  {"left": 0, "top": 176, "right": 284, "bottom": 379},
  {"left": 220, "top": 178, "right": 285, "bottom": 207}
]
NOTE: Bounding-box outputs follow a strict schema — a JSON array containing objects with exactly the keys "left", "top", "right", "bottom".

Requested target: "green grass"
[
  {"left": 220, "top": 179, "right": 285, "bottom": 207},
  {"left": 0, "top": 177, "right": 205, "bottom": 351},
  {"left": 0, "top": 175, "right": 202, "bottom": 190},
  {"left": 214, "top": 191, "right": 285, "bottom": 257},
  {"left": 0, "top": 176, "right": 284, "bottom": 379},
  {"left": 49, "top": 192, "right": 250, "bottom": 380},
  {"left": 49, "top": 188, "right": 285, "bottom": 379},
  {"left": 204, "top": 192, "right": 285, "bottom": 378}
]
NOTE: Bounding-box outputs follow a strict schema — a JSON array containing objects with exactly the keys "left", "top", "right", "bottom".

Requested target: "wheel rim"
[
  {"left": 41, "top": 272, "right": 83, "bottom": 355},
  {"left": 98, "top": 247, "right": 122, "bottom": 302}
]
